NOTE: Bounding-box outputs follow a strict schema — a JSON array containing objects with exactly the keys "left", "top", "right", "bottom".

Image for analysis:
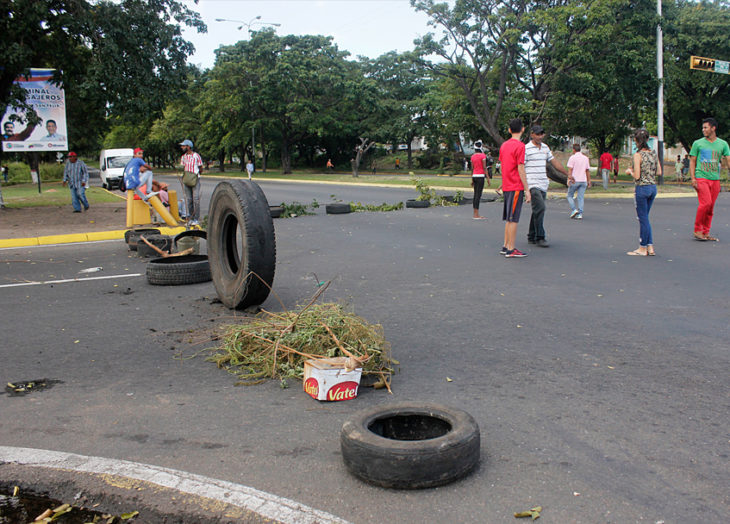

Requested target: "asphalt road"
[{"left": 1, "top": 185, "right": 728, "bottom": 523}]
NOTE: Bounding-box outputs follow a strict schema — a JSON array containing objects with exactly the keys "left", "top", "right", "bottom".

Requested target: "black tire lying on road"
[
  {"left": 270, "top": 206, "right": 283, "bottom": 218},
  {"left": 137, "top": 234, "right": 173, "bottom": 258},
  {"left": 340, "top": 402, "right": 480, "bottom": 489},
  {"left": 207, "top": 180, "right": 276, "bottom": 309},
  {"left": 146, "top": 255, "right": 211, "bottom": 285},
  {"left": 125, "top": 228, "right": 161, "bottom": 251},
  {"left": 325, "top": 203, "right": 352, "bottom": 214},
  {"left": 406, "top": 199, "right": 430, "bottom": 208}
]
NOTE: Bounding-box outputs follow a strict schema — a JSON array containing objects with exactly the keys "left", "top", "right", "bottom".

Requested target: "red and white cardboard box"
[{"left": 303, "top": 357, "right": 362, "bottom": 401}]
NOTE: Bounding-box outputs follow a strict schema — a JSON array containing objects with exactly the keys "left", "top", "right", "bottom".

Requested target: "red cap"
[
  {"left": 134, "top": 147, "right": 144, "bottom": 155},
  {"left": 68, "top": 152, "right": 77, "bottom": 157}
]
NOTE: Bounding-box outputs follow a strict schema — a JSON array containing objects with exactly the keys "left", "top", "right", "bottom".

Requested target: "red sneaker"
[{"left": 505, "top": 248, "right": 527, "bottom": 258}]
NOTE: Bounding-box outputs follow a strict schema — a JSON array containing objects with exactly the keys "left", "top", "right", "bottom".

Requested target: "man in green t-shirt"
[{"left": 689, "top": 117, "right": 730, "bottom": 241}]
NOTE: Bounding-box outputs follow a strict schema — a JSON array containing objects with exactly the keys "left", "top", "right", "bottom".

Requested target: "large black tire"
[
  {"left": 146, "top": 255, "right": 211, "bottom": 285},
  {"left": 207, "top": 180, "right": 276, "bottom": 309},
  {"left": 126, "top": 228, "right": 161, "bottom": 251},
  {"left": 270, "top": 206, "right": 283, "bottom": 218},
  {"left": 547, "top": 161, "right": 568, "bottom": 186},
  {"left": 340, "top": 402, "right": 480, "bottom": 489},
  {"left": 406, "top": 199, "right": 430, "bottom": 208},
  {"left": 326, "top": 203, "right": 352, "bottom": 214},
  {"left": 137, "top": 234, "right": 173, "bottom": 258}
]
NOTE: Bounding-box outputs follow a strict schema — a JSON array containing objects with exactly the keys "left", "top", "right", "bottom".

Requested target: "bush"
[{"left": 2, "top": 162, "right": 64, "bottom": 184}]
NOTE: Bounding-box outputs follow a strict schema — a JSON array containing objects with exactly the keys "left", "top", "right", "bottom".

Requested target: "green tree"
[
  {"left": 366, "top": 51, "right": 431, "bottom": 169},
  {"left": 1, "top": 0, "right": 206, "bottom": 151},
  {"left": 205, "top": 31, "right": 377, "bottom": 174},
  {"left": 663, "top": 0, "right": 730, "bottom": 152}
]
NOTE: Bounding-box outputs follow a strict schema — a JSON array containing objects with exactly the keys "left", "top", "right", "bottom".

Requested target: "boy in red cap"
[{"left": 123, "top": 148, "right": 158, "bottom": 201}]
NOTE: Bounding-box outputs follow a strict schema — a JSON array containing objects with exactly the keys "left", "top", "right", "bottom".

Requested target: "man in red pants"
[{"left": 689, "top": 117, "right": 730, "bottom": 241}]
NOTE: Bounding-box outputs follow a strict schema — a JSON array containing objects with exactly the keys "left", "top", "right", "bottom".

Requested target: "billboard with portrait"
[{"left": 1, "top": 68, "right": 68, "bottom": 153}]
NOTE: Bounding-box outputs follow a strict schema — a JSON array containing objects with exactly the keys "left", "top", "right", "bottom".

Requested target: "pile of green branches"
[{"left": 208, "top": 301, "right": 396, "bottom": 389}]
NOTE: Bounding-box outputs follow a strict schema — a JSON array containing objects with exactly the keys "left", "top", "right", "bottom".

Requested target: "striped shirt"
[
  {"left": 181, "top": 151, "right": 203, "bottom": 174},
  {"left": 524, "top": 141, "right": 553, "bottom": 192},
  {"left": 63, "top": 160, "right": 89, "bottom": 188}
]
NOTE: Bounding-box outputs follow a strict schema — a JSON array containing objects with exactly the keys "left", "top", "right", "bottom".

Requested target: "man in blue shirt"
[
  {"left": 62, "top": 152, "right": 89, "bottom": 212},
  {"left": 123, "top": 148, "right": 158, "bottom": 201}
]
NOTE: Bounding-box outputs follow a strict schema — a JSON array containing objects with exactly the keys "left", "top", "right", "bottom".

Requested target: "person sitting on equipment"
[{"left": 123, "top": 148, "right": 159, "bottom": 202}]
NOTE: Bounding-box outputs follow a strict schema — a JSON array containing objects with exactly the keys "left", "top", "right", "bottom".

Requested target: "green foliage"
[
  {"left": 279, "top": 201, "right": 318, "bottom": 218},
  {"left": 208, "top": 302, "right": 396, "bottom": 386},
  {"left": 663, "top": 0, "right": 730, "bottom": 151},
  {"left": 2, "top": 162, "right": 64, "bottom": 184},
  {"left": 350, "top": 201, "right": 405, "bottom": 212},
  {"left": 1, "top": 0, "right": 206, "bottom": 154}
]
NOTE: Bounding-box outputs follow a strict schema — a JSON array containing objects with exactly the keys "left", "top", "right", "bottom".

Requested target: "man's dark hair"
[
  {"left": 47, "top": 119, "right": 56, "bottom": 126},
  {"left": 509, "top": 119, "right": 523, "bottom": 133},
  {"left": 573, "top": 143, "right": 581, "bottom": 152},
  {"left": 3, "top": 122, "right": 13, "bottom": 131},
  {"left": 702, "top": 117, "right": 718, "bottom": 130}
]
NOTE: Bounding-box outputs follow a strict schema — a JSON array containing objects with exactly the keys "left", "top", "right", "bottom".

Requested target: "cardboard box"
[{"left": 303, "top": 357, "right": 362, "bottom": 401}]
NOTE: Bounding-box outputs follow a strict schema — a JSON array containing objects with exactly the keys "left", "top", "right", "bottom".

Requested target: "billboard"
[{"left": 1, "top": 68, "right": 68, "bottom": 152}]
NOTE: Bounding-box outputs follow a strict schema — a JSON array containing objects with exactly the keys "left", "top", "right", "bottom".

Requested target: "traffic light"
[{"left": 690, "top": 56, "right": 716, "bottom": 72}]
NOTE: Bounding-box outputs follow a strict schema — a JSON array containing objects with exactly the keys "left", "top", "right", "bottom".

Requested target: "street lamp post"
[
  {"left": 216, "top": 17, "right": 280, "bottom": 171},
  {"left": 215, "top": 16, "right": 281, "bottom": 33}
]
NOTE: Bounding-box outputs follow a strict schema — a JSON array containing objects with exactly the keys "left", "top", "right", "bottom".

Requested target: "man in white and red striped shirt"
[{"left": 179, "top": 139, "right": 203, "bottom": 225}]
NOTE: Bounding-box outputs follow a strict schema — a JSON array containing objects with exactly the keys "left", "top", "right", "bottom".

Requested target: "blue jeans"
[
  {"left": 567, "top": 182, "right": 586, "bottom": 214},
  {"left": 635, "top": 184, "right": 657, "bottom": 246},
  {"left": 70, "top": 185, "right": 89, "bottom": 212},
  {"left": 183, "top": 178, "right": 201, "bottom": 221}
]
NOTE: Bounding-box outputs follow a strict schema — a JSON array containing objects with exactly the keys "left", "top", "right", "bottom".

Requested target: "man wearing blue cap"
[{"left": 180, "top": 139, "right": 203, "bottom": 226}]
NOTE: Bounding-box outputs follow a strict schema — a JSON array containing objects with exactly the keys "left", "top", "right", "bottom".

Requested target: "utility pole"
[{"left": 656, "top": 0, "right": 664, "bottom": 184}]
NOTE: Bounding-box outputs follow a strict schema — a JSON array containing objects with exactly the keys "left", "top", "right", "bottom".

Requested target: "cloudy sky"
[{"left": 181, "top": 0, "right": 441, "bottom": 68}]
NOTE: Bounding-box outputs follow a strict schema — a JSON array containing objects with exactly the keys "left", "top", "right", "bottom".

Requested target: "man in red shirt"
[
  {"left": 599, "top": 150, "right": 613, "bottom": 189},
  {"left": 499, "top": 119, "right": 530, "bottom": 258}
]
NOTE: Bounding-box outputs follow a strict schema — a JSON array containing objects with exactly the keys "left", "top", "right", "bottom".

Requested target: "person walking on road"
[
  {"left": 470, "top": 140, "right": 490, "bottom": 219},
  {"left": 179, "top": 139, "right": 204, "bottom": 226},
  {"left": 499, "top": 119, "right": 530, "bottom": 258},
  {"left": 524, "top": 124, "right": 569, "bottom": 247},
  {"left": 599, "top": 150, "right": 613, "bottom": 189},
  {"left": 62, "top": 152, "right": 90, "bottom": 213},
  {"left": 612, "top": 153, "right": 620, "bottom": 184},
  {"left": 689, "top": 117, "right": 730, "bottom": 242},
  {"left": 626, "top": 129, "right": 660, "bottom": 256},
  {"left": 246, "top": 160, "right": 254, "bottom": 180},
  {"left": 566, "top": 144, "right": 591, "bottom": 219}
]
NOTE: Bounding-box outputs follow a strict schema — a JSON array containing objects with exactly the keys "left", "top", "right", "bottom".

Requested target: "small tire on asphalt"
[
  {"left": 137, "top": 234, "right": 173, "bottom": 258},
  {"left": 340, "top": 402, "right": 480, "bottom": 489},
  {"left": 146, "top": 255, "right": 211, "bottom": 285},
  {"left": 406, "top": 199, "right": 430, "bottom": 208},
  {"left": 207, "top": 180, "right": 276, "bottom": 309},
  {"left": 270, "top": 206, "right": 283, "bottom": 218},
  {"left": 125, "top": 228, "right": 161, "bottom": 251},
  {"left": 325, "top": 203, "right": 352, "bottom": 214}
]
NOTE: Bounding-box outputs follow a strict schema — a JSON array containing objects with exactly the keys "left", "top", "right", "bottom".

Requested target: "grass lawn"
[{"left": 1, "top": 182, "right": 123, "bottom": 208}]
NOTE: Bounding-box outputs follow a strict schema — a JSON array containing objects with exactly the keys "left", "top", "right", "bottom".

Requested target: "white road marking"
[
  {"left": 0, "top": 273, "right": 142, "bottom": 288},
  {"left": 0, "top": 446, "right": 350, "bottom": 524}
]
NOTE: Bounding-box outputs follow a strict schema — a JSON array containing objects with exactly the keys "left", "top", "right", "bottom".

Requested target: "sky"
[{"left": 181, "top": 0, "right": 440, "bottom": 69}]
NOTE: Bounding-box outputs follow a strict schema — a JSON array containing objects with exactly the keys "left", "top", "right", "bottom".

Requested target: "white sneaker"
[
  {"left": 143, "top": 191, "right": 160, "bottom": 201},
  {"left": 570, "top": 210, "right": 579, "bottom": 219},
  {"left": 190, "top": 219, "right": 200, "bottom": 226},
  {"left": 575, "top": 213, "right": 583, "bottom": 220}
]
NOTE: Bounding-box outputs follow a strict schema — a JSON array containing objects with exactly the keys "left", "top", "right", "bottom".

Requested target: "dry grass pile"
[{"left": 208, "top": 302, "right": 396, "bottom": 389}]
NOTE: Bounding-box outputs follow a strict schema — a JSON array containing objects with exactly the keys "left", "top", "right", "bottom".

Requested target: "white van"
[{"left": 99, "top": 148, "right": 134, "bottom": 189}]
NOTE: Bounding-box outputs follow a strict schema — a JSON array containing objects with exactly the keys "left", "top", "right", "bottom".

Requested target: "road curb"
[
  {"left": 0, "top": 226, "right": 187, "bottom": 249},
  {"left": 0, "top": 446, "right": 349, "bottom": 524}
]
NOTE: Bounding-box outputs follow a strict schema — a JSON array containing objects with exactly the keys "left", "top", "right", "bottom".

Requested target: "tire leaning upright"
[{"left": 207, "top": 180, "right": 276, "bottom": 309}]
